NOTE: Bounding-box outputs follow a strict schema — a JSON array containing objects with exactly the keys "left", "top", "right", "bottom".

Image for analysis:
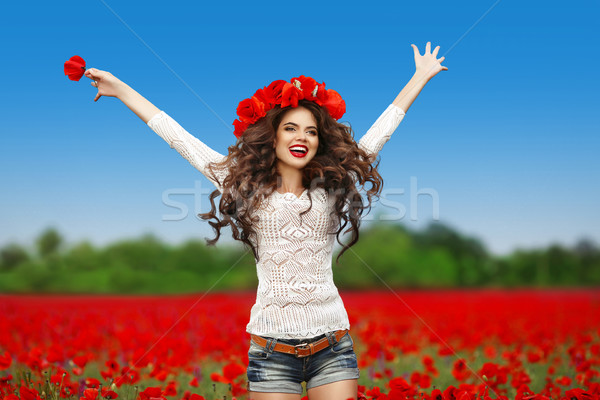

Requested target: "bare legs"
[
  {"left": 307, "top": 379, "right": 358, "bottom": 400},
  {"left": 248, "top": 379, "right": 357, "bottom": 400},
  {"left": 248, "top": 392, "right": 301, "bottom": 400}
]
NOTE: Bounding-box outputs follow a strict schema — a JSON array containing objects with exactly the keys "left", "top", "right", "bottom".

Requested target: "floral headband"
[{"left": 233, "top": 75, "right": 346, "bottom": 138}]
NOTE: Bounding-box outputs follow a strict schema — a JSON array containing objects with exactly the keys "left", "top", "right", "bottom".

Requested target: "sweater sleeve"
[
  {"left": 357, "top": 103, "right": 406, "bottom": 159},
  {"left": 146, "top": 111, "right": 228, "bottom": 192}
]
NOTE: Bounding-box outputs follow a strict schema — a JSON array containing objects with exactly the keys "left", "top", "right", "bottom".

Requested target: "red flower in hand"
[{"left": 64, "top": 55, "right": 86, "bottom": 81}]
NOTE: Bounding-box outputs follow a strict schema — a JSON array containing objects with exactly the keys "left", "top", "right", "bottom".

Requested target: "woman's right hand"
[{"left": 83, "top": 68, "right": 127, "bottom": 102}]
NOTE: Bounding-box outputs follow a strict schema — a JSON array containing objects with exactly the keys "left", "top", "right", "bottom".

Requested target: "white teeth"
[{"left": 290, "top": 146, "right": 307, "bottom": 153}]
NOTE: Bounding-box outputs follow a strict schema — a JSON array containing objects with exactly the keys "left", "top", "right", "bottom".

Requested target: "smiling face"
[{"left": 273, "top": 106, "right": 319, "bottom": 171}]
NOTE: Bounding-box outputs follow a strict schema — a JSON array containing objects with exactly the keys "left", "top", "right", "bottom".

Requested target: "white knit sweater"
[{"left": 147, "top": 103, "right": 406, "bottom": 339}]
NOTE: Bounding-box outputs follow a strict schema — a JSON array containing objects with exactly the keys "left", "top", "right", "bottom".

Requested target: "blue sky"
[{"left": 1, "top": 0, "right": 598, "bottom": 256}]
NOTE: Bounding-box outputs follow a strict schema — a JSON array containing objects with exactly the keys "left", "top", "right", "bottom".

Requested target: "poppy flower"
[
  {"left": 431, "top": 388, "right": 443, "bottom": 400},
  {"left": 236, "top": 96, "right": 266, "bottom": 124},
  {"left": 64, "top": 55, "right": 87, "bottom": 81},
  {"left": 280, "top": 81, "right": 303, "bottom": 108},
  {"left": 262, "top": 79, "right": 287, "bottom": 106},
  {"left": 233, "top": 118, "right": 249, "bottom": 139},
  {"left": 209, "top": 372, "right": 228, "bottom": 383},
  {"left": 163, "top": 381, "right": 177, "bottom": 396},
  {"left": 81, "top": 388, "right": 98, "bottom": 400},
  {"left": 19, "top": 386, "right": 42, "bottom": 400},
  {"left": 105, "top": 359, "right": 120, "bottom": 372},
  {"left": 291, "top": 75, "right": 318, "bottom": 100},
  {"left": 223, "top": 362, "right": 245, "bottom": 382},
  {"left": 139, "top": 387, "right": 165, "bottom": 400},
  {"left": 102, "top": 391, "right": 118, "bottom": 400},
  {"left": 321, "top": 89, "right": 346, "bottom": 120},
  {"left": 0, "top": 351, "right": 11, "bottom": 370}
]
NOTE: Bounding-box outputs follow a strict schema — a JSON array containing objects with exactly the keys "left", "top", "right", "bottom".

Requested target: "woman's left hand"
[{"left": 412, "top": 42, "right": 448, "bottom": 81}]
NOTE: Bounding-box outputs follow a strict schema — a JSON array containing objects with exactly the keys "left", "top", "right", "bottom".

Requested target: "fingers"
[
  {"left": 84, "top": 68, "right": 99, "bottom": 80},
  {"left": 411, "top": 43, "right": 421, "bottom": 57},
  {"left": 438, "top": 56, "right": 447, "bottom": 70},
  {"left": 414, "top": 42, "right": 443, "bottom": 57}
]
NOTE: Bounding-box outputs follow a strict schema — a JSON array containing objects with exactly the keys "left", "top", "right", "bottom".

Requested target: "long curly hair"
[{"left": 198, "top": 99, "right": 383, "bottom": 263}]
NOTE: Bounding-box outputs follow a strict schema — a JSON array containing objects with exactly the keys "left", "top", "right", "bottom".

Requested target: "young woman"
[{"left": 83, "top": 41, "right": 447, "bottom": 400}]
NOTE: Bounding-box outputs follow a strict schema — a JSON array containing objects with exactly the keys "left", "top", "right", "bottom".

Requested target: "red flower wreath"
[{"left": 233, "top": 75, "right": 346, "bottom": 138}]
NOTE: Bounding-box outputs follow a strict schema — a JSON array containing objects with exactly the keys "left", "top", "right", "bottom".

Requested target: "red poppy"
[
  {"left": 321, "top": 89, "right": 346, "bottom": 120},
  {"left": 0, "top": 374, "right": 13, "bottom": 384},
  {"left": 236, "top": 96, "right": 266, "bottom": 124},
  {"left": 431, "top": 388, "right": 443, "bottom": 400},
  {"left": 0, "top": 351, "right": 11, "bottom": 370},
  {"left": 101, "top": 388, "right": 118, "bottom": 400},
  {"left": 64, "top": 55, "right": 86, "bottom": 81},
  {"left": 291, "top": 75, "right": 318, "bottom": 100},
  {"left": 209, "top": 372, "right": 228, "bottom": 383},
  {"left": 139, "top": 387, "right": 165, "bottom": 400},
  {"left": 81, "top": 388, "right": 98, "bottom": 400},
  {"left": 223, "top": 362, "right": 245, "bottom": 382},
  {"left": 233, "top": 118, "right": 250, "bottom": 138},
  {"left": 105, "top": 359, "right": 120, "bottom": 371},
  {"left": 19, "top": 386, "right": 42, "bottom": 400},
  {"left": 280, "top": 81, "right": 303, "bottom": 108},
  {"left": 262, "top": 79, "right": 287, "bottom": 106},
  {"left": 162, "top": 381, "right": 177, "bottom": 396},
  {"left": 72, "top": 355, "right": 89, "bottom": 369},
  {"left": 100, "top": 369, "right": 113, "bottom": 380},
  {"left": 252, "top": 88, "right": 269, "bottom": 107},
  {"left": 564, "top": 388, "right": 596, "bottom": 400}
]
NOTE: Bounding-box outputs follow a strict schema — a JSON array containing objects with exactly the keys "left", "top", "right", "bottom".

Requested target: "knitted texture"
[{"left": 147, "top": 103, "right": 406, "bottom": 339}]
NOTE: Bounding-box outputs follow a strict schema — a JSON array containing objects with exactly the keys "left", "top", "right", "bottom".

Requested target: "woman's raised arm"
[
  {"left": 83, "top": 68, "right": 228, "bottom": 191},
  {"left": 358, "top": 42, "right": 448, "bottom": 158},
  {"left": 84, "top": 68, "right": 160, "bottom": 123},
  {"left": 391, "top": 42, "right": 448, "bottom": 113}
]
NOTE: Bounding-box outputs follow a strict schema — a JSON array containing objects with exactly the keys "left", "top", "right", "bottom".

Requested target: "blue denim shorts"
[{"left": 246, "top": 330, "right": 360, "bottom": 395}]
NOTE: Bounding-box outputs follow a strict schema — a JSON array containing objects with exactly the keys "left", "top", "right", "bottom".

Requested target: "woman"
[{"left": 83, "top": 41, "right": 447, "bottom": 400}]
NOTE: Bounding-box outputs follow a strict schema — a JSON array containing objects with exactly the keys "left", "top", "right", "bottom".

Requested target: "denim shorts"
[{"left": 246, "top": 330, "right": 360, "bottom": 395}]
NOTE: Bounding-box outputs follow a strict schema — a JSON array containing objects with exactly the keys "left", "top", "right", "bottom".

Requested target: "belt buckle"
[{"left": 294, "top": 342, "right": 310, "bottom": 358}]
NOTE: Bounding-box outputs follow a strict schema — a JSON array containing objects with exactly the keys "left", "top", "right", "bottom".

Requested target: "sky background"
[{"left": 1, "top": 0, "right": 598, "bottom": 256}]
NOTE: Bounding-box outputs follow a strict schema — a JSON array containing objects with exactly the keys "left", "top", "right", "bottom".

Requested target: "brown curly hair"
[{"left": 198, "top": 99, "right": 383, "bottom": 263}]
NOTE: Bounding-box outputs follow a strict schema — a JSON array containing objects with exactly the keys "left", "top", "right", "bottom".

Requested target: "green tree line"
[{"left": 1, "top": 222, "right": 598, "bottom": 294}]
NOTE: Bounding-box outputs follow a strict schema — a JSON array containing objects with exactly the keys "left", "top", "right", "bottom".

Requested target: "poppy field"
[{"left": 0, "top": 289, "right": 599, "bottom": 400}]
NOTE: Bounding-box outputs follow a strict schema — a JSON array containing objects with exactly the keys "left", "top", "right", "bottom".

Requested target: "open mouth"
[{"left": 289, "top": 145, "right": 308, "bottom": 158}]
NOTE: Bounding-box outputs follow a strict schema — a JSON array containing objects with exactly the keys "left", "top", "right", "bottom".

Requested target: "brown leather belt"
[{"left": 250, "top": 329, "right": 348, "bottom": 358}]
